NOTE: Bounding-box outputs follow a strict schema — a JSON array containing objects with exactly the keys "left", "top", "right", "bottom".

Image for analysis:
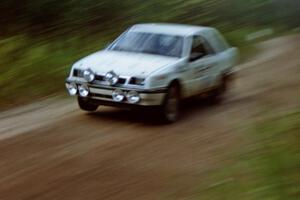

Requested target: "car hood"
[{"left": 74, "top": 50, "right": 180, "bottom": 77}]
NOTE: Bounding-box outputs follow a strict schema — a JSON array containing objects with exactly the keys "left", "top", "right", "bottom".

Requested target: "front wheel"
[
  {"left": 78, "top": 97, "right": 98, "bottom": 112},
  {"left": 161, "top": 85, "right": 180, "bottom": 123}
]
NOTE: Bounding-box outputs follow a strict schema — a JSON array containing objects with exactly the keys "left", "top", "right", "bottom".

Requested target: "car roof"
[{"left": 129, "top": 23, "right": 214, "bottom": 36}]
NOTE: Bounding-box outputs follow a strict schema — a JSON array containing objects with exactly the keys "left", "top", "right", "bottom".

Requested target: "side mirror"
[{"left": 189, "top": 52, "right": 204, "bottom": 62}]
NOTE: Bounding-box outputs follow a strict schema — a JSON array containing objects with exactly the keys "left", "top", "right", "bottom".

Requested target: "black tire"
[
  {"left": 161, "top": 84, "right": 180, "bottom": 123},
  {"left": 78, "top": 97, "right": 98, "bottom": 112},
  {"left": 208, "top": 75, "right": 228, "bottom": 104}
]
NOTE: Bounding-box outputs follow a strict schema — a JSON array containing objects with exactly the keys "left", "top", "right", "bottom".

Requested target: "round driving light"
[
  {"left": 65, "top": 82, "right": 77, "bottom": 96},
  {"left": 105, "top": 71, "right": 119, "bottom": 85},
  {"left": 112, "top": 89, "right": 125, "bottom": 102},
  {"left": 78, "top": 84, "right": 89, "bottom": 97},
  {"left": 83, "top": 69, "right": 95, "bottom": 82},
  {"left": 126, "top": 91, "right": 140, "bottom": 104}
]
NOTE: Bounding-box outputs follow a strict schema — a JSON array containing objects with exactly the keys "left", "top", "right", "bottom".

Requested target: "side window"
[
  {"left": 210, "top": 30, "right": 230, "bottom": 53},
  {"left": 189, "top": 36, "right": 213, "bottom": 62}
]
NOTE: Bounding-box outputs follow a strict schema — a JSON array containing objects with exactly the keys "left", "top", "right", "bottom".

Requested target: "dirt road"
[{"left": 0, "top": 35, "right": 300, "bottom": 200}]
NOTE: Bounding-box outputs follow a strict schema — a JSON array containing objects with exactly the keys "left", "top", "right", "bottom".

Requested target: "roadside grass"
[
  {"left": 0, "top": 35, "right": 108, "bottom": 110},
  {"left": 238, "top": 44, "right": 258, "bottom": 63},
  {"left": 199, "top": 111, "right": 300, "bottom": 200},
  {"left": 224, "top": 26, "right": 300, "bottom": 63}
]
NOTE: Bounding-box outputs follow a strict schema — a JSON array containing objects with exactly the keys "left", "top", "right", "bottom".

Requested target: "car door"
[{"left": 188, "top": 35, "right": 217, "bottom": 95}]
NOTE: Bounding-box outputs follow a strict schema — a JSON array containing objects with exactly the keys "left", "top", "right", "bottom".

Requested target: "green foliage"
[{"left": 1, "top": 0, "right": 300, "bottom": 36}]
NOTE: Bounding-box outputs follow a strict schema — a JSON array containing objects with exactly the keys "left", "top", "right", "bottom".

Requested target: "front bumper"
[{"left": 66, "top": 79, "right": 167, "bottom": 106}]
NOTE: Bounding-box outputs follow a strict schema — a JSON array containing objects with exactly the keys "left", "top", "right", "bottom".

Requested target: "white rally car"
[{"left": 65, "top": 23, "right": 239, "bottom": 122}]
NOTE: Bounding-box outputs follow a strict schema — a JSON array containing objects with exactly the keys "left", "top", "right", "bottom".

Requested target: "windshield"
[{"left": 108, "top": 32, "right": 183, "bottom": 58}]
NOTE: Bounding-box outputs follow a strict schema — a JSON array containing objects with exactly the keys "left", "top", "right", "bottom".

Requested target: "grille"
[
  {"left": 95, "top": 75, "right": 105, "bottom": 81},
  {"left": 117, "top": 78, "right": 127, "bottom": 84},
  {"left": 95, "top": 75, "right": 126, "bottom": 84}
]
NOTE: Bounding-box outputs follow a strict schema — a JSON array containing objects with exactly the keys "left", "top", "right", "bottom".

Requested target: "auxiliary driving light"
[
  {"left": 126, "top": 91, "right": 140, "bottom": 104},
  {"left": 78, "top": 84, "right": 89, "bottom": 97},
  {"left": 105, "top": 71, "right": 119, "bottom": 85},
  {"left": 112, "top": 89, "right": 125, "bottom": 102},
  {"left": 83, "top": 69, "right": 95, "bottom": 82},
  {"left": 66, "top": 82, "right": 77, "bottom": 96}
]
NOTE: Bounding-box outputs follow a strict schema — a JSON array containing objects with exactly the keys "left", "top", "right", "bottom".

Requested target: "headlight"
[
  {"left": 126, "top": 91, "right": 140, "bottom": 104},
  {"left": 78, "top": 84, "right": 89, "bottom": 97},
  {"left": 105, "top": 71, "right": 119, "bottom": 85},
  {"left": 112, "top": 89, "right": 125, "bottom": 102},
  {"left": 83, "top": 69, "right": 95, "bottom": 82},
  {"left": 65, "top": 82, "right": 77, "bottom": 96}
]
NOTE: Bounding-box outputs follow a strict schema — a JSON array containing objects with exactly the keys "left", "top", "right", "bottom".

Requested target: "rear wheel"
[
  {"left": 208, "top": 75, "right": 229, "bottom": 104},
  {"left": 161, "top": 84, "right": 180, "bottom": 123},
  {"left": 78, "top": 97, "right": 98, "bottom": 112}
]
